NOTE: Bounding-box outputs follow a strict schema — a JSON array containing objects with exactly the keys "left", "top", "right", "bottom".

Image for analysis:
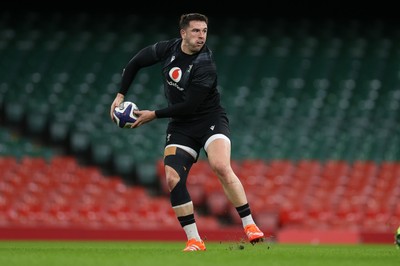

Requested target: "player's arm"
[
  {"left": 129, "top": 86, "right": 208, "bottom": 128},
  {"left": 119, "top": 44, "right": 160, "bottom": 95},
  {"left": 155, "top": 85, "right": 209, "bottom": 118},
  {"left": 110, "top": 44, "right": 159, "bottom": 120},
  {"left": 130, "top": 71, "right": 214, "bottom": 127},
  {"left": 130, "top": 81, "right": 210, "bottom": 127}
]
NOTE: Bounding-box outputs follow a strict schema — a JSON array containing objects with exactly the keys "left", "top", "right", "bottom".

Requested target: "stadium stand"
[{"left": 0, "top": 6, "right": 399, "bottom": 243}]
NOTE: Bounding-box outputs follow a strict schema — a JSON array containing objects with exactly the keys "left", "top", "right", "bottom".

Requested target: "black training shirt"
[{"left": 119, "top": 38, "right": 226, "bottom": 122}]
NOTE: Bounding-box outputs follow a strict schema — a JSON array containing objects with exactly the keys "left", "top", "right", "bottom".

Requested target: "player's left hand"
[{"left": 130, "top": 110, "right": 156, "bottom": 128}]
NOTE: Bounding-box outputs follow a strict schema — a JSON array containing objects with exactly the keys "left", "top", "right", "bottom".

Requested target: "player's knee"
[
  {"left": 165, "top": 165, "right": 180, "bottom": 191},
  {"left": 164, "top": 146, "right": 195, "bottom": 206},
  {"left": 210, "top": 161, "right": 232, "bottom": 178}
]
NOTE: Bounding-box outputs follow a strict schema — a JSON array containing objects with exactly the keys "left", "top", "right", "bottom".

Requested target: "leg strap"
[{"left": 164, "top": 146, "right": 195, "bottom": 207}]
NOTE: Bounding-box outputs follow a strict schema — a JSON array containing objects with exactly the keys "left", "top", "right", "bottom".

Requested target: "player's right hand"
[{"left": 110, "top": 93, "right": 125, "bottom": 121}]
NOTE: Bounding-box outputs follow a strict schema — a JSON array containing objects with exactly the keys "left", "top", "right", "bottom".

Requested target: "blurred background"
[{"left": 0, "top": 0, "right": 399, "bottom": 243}]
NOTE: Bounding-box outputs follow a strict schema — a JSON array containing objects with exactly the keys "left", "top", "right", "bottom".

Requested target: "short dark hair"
[{"left": 179, "top": 13, "right": 208, "bottom": 29}]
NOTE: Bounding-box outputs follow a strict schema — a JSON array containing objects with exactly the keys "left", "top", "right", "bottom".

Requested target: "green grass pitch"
[{"left": 0, "top": 240, "right": 398, "bottom": 266}]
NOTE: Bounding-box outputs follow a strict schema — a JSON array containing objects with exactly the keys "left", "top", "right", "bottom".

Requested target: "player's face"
[{"left": 180, "top": 20, "right": 207, "bottom": 55}]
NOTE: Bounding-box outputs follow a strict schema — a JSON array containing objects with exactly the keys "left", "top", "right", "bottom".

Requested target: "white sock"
[
  {"left": 241, "top": 214, "right": 255, "bottom": 228},
  {"left": 183, "top": 223, "right": 201, "bottom": 241}
]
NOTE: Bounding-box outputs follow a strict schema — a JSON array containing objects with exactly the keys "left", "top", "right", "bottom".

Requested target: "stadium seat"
[{"left": 1, "top": 12, "right": 400, "bottom": 236}]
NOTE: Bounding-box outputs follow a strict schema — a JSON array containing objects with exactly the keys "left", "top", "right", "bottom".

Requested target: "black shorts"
[{"left": 164, "top": 114, "right": 230, "bottom": 160}]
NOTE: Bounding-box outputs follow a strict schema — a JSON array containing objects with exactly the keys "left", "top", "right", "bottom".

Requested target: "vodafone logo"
[{"left": 169, "top": 67, "right": 182, "bottom": 82}]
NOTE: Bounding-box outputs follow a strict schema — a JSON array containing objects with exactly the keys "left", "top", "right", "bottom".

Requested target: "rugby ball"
[{"left": 113, "top": 101, "right": 139, "bottom": 128}]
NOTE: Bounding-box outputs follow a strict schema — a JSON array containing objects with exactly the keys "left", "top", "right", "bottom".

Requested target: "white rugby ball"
[{"left": 113, "top": 101, "right": 139, "bottom": 128}]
